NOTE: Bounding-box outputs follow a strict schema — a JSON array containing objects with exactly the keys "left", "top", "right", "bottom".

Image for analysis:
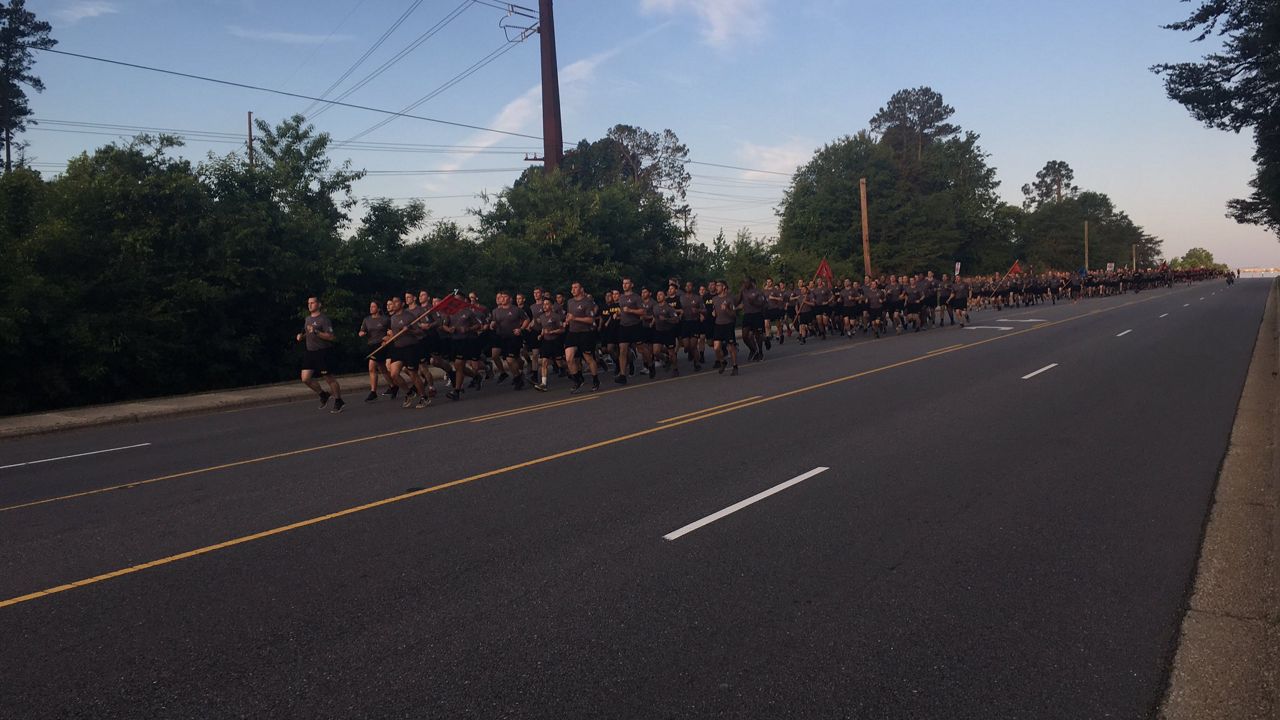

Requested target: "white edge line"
[
  {"left": 663, "top": 466, "right": 830, "bottom": 541},
  {"left": 0, "top": 443, "right": 152, "bottom": 471},
  {"left": 1159, "top": 313, "right": 1169, "bottom": 318},
  {"left": 1184, "top": 303, "right": 1190, "bottom": 307},
  {"left": 1021, "top": 363, "right": 1059, "bottom": 380},
  {"left": 1116, "top": 329, "right": 1133, "bottom": 337}
]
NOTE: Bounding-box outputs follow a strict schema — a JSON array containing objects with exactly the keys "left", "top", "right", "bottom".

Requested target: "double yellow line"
[{"left": 0, "top": 289, "right": 1179, "bottom": 609}]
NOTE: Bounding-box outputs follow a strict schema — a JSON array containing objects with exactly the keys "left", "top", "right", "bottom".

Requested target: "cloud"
[
  {"left": 641, "top": 0, "right": 766, "bottom": 49},
  {"left": 736, "top": 139, "right": 812, "bottom": 180},
  {"left": 54, "top": 1, "right": 118, "bottom": 24},
  {"left": 227, "top": 25, "right": 352, "bottom": 45}
]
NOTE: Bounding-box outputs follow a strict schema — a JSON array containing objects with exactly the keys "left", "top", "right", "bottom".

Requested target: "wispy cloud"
[
  {"left": 736, "top": 139, "right": 811, "bottom": 180},
  {"left": 227, "top": 25, "right": 353, "bottom": 45},
  {"left": 641, "top": 0, "right": 766, "bottom": 49},
  {"left": 54, "top": 1, "right": 118, "bottom": 24}
]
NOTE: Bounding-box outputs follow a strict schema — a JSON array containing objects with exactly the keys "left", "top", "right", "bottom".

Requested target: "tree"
[
  {"left": 1153, "top": 1, "right": 1280, "bottom": 237},
  {"left": 868, "top": 86, "right": 960, "bottom": 163},
  {"left": 0, "top": 0, "right": 55, "bottom": 173},
  {"left": 253, "top": 114, "right": 365, "bottom": 229},
  {"left": 1171, "top": 246, "right": 1225, "bottom": 271},
  {"left": 1021, "top": 160, "right": 1079, "bottom": 209}
]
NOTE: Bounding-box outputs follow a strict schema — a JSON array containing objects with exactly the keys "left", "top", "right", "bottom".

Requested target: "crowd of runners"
[{"left": 297, "top": 266, "right": 1230, "bottom": 413}]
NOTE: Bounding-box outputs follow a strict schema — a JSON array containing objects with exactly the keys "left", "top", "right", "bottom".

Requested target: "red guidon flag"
[
  {"left": 1006, "top": 259, "right": 1023, "bottom": 276},
  {"left": 814, "top": 258, "right": 835, "bottom": 283},
  {"left": 428, "top": 293, "right": 472, "bottom": 317}
]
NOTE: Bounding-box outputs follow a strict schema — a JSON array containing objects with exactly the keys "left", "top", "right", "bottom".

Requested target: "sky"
[{"left": 24, "top": 0, "right": 1280, "bottom": 270}]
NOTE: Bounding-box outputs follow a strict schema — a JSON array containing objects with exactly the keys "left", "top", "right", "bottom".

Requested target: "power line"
[
  {"left": 310, "top": 0, "right": 476, "bottom": 121},
  {"left": 687, "top": 160, "right": 792, "bottom": 176},
  {"left": 299, "top": 0, "right": 426, "bottom": 118},
  {"left": 338, "top": 34, "right": 530, "bottom": 145},
  {"left": 34, "top": 47, "right": 542, "bottom": 141}
]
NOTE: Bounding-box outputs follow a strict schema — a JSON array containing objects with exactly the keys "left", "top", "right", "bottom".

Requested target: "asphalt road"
[{"left": 0, "top": 279, "right": 1267, "bottom": 719}]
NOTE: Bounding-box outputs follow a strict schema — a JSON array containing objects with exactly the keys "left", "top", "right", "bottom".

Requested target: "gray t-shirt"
[
  {"left": 566, "top": 295, "right": 598, "bottom": 332},
  {"left": 449, "top": 307, "right": 480, "bottom": 339},
  {"left": 390, "top": 309, "right": 420, "bottom": 348},
  {"left": 740, "top": 288, "right": 767, "bottom": 314},
  {"left": 303, "top": 313, "right": 334, "bottom": 351},
  {"left": 491, "top": 305, "right": 525, "bottom": 337},
  {"left": 654, "top": 303, "right": 680, "bottom": 331},
  {"left": 360, "top": 314, "right": 389, "bottom": 347},
  {"left": 679, "top": 291, "right": 703, "bottom": 321},
  {"left": 713, "top": 295, "right": 737, "bottom": 325},
  {"left": 618, "top": 291, "right": 643, "bottom": 327}
]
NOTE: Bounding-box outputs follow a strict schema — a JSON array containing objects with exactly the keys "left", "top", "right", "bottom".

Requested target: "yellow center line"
[
  {"left": 928, "top": 343, "right": 965, "bottom": 355},
  {"left": 0, "top": 289, "right": 1180, "bottom": 610},
  {"left": 471, "top": 394, "right": 601, "bottom": 422},
  {"left": 657, "top": 396, "right": 762, "bottom": 424}
]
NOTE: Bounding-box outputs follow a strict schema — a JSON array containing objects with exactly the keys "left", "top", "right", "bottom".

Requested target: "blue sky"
[{"left": 27, "top": 0, "right": 1280, "bottom": 268}]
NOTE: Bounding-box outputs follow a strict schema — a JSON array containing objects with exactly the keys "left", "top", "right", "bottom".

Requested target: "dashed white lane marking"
[
  {"left": 1002, "top": 319, "right": 1047, "bottom": 323},
  {"left": 663, "top": 467, "right": 830, "bottom": 541},
  {"left": 964, "top": 326, "right": 1014, "bottom": 331},
  {"left": 0, "top": 443, "right": 152, "bottom": 471},
  {"left": 1200, "top": 297, "right": 1205, "bottom": 300},
  {"left": 1184, "top": 303, "right": 1191, "bottom": 307},
  {"left": 1021, "top": 364, "right": 1059, "bottom": 380},
  {"left": 1160, "top": 313, "right": 1169, "bottom": 318},
  {"left": 1116, "top": 329, "right": 1133, "bottom": 337}
]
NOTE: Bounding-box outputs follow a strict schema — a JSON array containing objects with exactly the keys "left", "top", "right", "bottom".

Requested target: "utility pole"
[
  {"left": 859, "top": 178, "right": 871, "bottom": 277},
  {"left": 247, "top": 111, "right": 255, "bottom": 168},
  {"left": 538, "top": 0, "right": 563, "bottom": 173},
  {"left": 1083, "top": 220, "right": 1089, "bottom": 272},
  {"left": 1132, "top": 243, "right": 1137, "bottom": 271}
]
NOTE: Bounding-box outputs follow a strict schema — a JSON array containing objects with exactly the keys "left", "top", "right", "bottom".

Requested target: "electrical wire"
[
  {"left": 310, "top": 0, "right": 476, "bottom": 121},
  {"left": 299, "top": 0, "right": 426, "bottom": 118}
]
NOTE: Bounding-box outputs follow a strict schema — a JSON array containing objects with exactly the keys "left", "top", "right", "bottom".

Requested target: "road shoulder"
[{"left": 1160, "top": 278, "right": 1279, "bottom": 719}]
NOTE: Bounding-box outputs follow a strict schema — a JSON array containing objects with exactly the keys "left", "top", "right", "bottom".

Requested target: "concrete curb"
[
  {"left": 1159, "top": 277, "right": 1279, "bottom": 719},
  {"left": 0, "top": 371, "right": 382, "bottom": 441}
]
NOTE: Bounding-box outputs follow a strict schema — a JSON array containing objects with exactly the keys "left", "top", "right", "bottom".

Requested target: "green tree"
[
  {"left": 1021, "top": 160, "right": 1079, "bottom": 209},
  {"left": 1153, "top": 1, "right": 1280, "bottom": 236},
  {"left": 868, "top": 86, "right": 960, "bottom": 163},
  {"left": 0, "top": 0, "right": 55, "bottom": 173}
]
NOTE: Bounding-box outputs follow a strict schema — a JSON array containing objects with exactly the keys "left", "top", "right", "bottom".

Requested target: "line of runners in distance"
[{"left": 298, "top": 266, "right": 1230, "bottom": 413}]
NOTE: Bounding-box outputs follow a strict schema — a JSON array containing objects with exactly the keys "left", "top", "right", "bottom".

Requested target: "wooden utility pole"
[
  {"left": 538, "top": 0, "right": 563, "bottom": 173},
  {"left": 247, "top": 111, "right": 255, "bottom": 168},
  {"left": 1083, "top": 220, "right": 1090, "bottom": 272},
  {"left": 859, "top": 177, "right": 871, "bottom": 277},
  {"left": 1132, "top": 244, "right": 1137, "bottom": 271}
]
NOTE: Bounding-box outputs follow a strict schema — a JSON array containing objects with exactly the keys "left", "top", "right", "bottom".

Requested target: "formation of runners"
[{"left": 298, "top": 266, "right": 1229, "bottom": 412}]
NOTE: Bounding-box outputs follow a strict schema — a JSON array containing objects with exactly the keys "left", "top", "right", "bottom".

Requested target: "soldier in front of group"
[
  {"left": 298, "top": 296, "right": 345, "bottom": 413},
  {"left": 711, "top": 280, "right": 740, "bottom": 375}
]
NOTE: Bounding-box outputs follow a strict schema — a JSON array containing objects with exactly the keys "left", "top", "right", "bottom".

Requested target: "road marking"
[
  {"left": 0, "top": 443, "right": 152, "bottom": 471},
  {"left": 471, "top": 394, "right": 600, "bottom": 422},
  {"left": 1021, "top": 364, "right": 1059, "bottom": 380},
  {"left": 0, "top": 288, "right": 1183, "bottom": 608},
  {"left": 662, "top": 467, "right": 829, "bottom": 541},
  {"left": 1184, "top": 303, "right": 1190, "bottom": 307},
  {"left": 658, "top": 396, "right": 762, "bottom": 424},
  {"left": 1001, "top": 319, "right": 1047, "bottom": 323},
  {"left": 1116, "top": 329, "right": 1133, "bottom": 337},
  {"left": 964, "top": 326, "right": 1014, "bottom": 331},
  {"left": 1160, "top": 313, "right": 1169, "bottom": 318},
  {"left": 1200, "top": 297, "right": 1205, "bottom": 300},
  {"left": 927, "top": 343, "right": 964, "bottom": 355}
]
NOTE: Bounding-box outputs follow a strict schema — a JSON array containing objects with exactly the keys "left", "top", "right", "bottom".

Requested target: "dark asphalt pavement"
[{"left": 0, "top": 279, "right": 1267, "bottom": 719}]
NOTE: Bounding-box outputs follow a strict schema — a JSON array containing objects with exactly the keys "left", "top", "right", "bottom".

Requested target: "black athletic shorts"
[
  {"left": 814, "top": 304, "right": 831, "bottom": 316},
  {"left": 949, "top": 298, "right": 968, "bottom": 310},
  {"left": 711, "top": 323, "right": 737, "bottom": 343},
  {"left": 539, "top": 337, "right": 564, "bottom": 357},
  {"left": 742, "top": 312, "right": 765, "bottom": 331},
  {"left": 601, "top": 324, "right": 618, "bottom": 345},
  {"left": 678, "top": 321, "right": 701, "bottom": 339},
  {"left": 302, "top": 348, "right": 334, "bottom": 373},
  {"left": 765, "top": 308, "right": 783, "bottom": 321},
  {"left": 388, "top": 344, "right": 419, "bottom": 369},
  {"left": 905, "top": 302, "right": 922, "bottom": 314},
  {"left": 365, "top": 344, "right": 387, "bottom": 362},
  {"left": 652, "top": 328, "right": 677, "bottom": 347},
  {"left": 617, "top": 324, "right": 645, "bottom": 344},
  {"left": 451, "top": 337, "right": 480, "bottom": 361},
  {"left": 564, "top": 330, "right": 598, "bottom": 351},
  {"left": 496, "top": 335, "right": 522, "bottom": 358},
  {"left": 798, "top": 310, "right": 815, "bottom": 325}
]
